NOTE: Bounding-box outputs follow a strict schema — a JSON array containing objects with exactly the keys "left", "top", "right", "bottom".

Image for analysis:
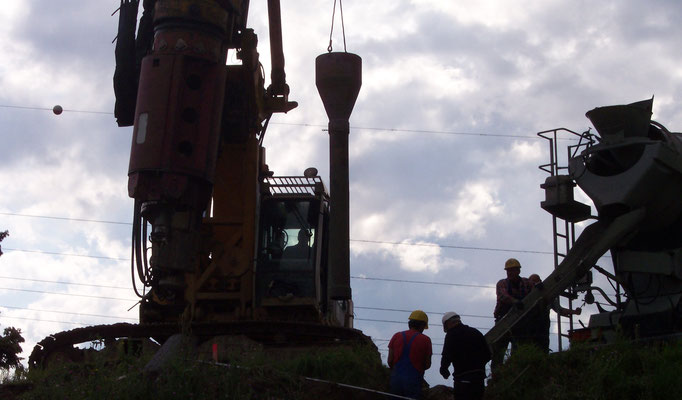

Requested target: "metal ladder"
[{"left": 537, "top": 128, "right": 592, "bottom": 351}]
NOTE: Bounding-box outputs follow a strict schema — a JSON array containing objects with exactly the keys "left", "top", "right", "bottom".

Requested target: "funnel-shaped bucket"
[
  {"left": 316, "top": 52, "right": 362, "bottom": 121},
  {"left": 316, "top": 52, "right": 361, "bottom": 302}
]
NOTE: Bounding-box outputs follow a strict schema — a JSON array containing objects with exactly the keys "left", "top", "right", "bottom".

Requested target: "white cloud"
[
  {"left": 352, "top": 178, "right": 504, "bottom": 243},
  {"left": 363, "top": 55, "right": 479, "bottom": 100},
  {"left": 504, "top": 140, "right": 544, "bottom": 164},
  {"left": 1, "top": 152, "right": 128, "bottom": 221},
  {"left": 0, "top": 3, "right": 28, "bottom": 34},
  {"left": 393, "top": 241, "right": 465, "bottom": 273},
  {"left": 350, "top": 179, "right": 502, "bottom": 273},
  {"left": 441, "top": 180, "right": 504, "bottom": 238}
]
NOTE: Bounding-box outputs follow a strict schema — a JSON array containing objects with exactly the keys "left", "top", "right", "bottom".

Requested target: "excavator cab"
[{"left": 255, "top": 176, "right": 332, "bottom": 321}]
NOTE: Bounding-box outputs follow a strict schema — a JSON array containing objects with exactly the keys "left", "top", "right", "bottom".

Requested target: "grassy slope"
[
  {"left": 4, "top": 339, "right": 682, "bottom": 399},
  {"left": 5, "top": 343, "right": 390, "bottom": 400},
  {"left": 485, "top": 339, "right": 682, "bottom": 400}
]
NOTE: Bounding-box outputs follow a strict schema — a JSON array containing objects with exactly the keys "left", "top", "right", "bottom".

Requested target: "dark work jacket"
[
  {"left": 441, "top": 323, "right": 491, "bottom": 381},
  {"left": 518, "top": 301, "right": 551, "bottom": 352},
  {"left": 493, "top": 278, "right": 532, "bottom": 320}
]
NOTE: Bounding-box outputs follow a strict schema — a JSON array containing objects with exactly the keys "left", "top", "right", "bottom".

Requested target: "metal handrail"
[{"left": 265, "top": 176, "right": 325, "bottom": 196}]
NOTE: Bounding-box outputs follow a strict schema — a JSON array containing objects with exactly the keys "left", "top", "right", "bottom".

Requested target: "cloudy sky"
[{"left": 2, "top": 0, "right": 682, "bottom": 388}]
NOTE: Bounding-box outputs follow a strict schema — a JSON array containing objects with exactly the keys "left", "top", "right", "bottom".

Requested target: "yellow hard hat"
[
  {"left": 504, "top": 258, "right": 521, "bottom": 270},
  {"left": 409, "top": 310, "right": 429, "bottom": 329}
]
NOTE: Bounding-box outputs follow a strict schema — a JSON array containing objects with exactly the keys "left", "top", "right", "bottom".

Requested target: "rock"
[
  {"left": 425, "top": 384, "right": 454, "bottom": 400},
  {"left": 143, "top": 334, "right": 198, "bottom": 377}
]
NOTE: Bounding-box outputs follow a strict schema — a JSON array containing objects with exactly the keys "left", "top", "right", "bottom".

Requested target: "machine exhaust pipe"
[{"left": 315, "top": 52, "right": 362, "bottom": 300}]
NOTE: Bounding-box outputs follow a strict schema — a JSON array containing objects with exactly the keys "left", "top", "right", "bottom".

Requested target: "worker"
[
  {"left": 491, "top": 258, "right": 532, "bottom": 369},
  {"left": 440, "top": 312, "right": 491, "bottom": 400},
  {"left": 387, "top": 310, "right": 433, "bottom": 399},
  {"left": 283, "top": 229, "right": 313, "bottom": 259},
  {"left": 525, "top": 273, "right": 582, "bottom": 353}
]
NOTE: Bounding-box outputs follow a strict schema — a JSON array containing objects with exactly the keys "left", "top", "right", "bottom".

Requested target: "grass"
[
  {"left": 484, "top": 338, "right": 682, "bottom": 400},
  {"left": 6, "top": 340, "right": 389, "bottom": 400},
  {"left": 15, "top": 336, "right": 681, "bottom": 399}
]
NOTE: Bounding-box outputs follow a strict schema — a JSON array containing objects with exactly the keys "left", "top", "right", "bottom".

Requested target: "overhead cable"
[
  {"left": 0, "top": 276, "right": 129, "bottom": 290},
  {"left": 0, "top": 287, "right": 136, "bottom": 302},
  {"left": 0, "top": 305, "right": 137, "bottom": 321},
  {"left": 0, "top": 104, "right": 548, "bottom": 139},
  {"left": 1, "top": 210, "right": 556, "bottom": 257}
]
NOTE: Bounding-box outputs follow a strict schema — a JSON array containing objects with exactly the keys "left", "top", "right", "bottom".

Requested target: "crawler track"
[{"left": 29, "top": 321, "right": 373, "bottom": 369}]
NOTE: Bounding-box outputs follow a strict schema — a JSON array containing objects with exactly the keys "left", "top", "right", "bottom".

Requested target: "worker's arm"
[
  {"left": 479, "top": 330, "right": 492, "bottom": 363},
  {"left": 424, "top": 349, "right": 432, "bottom": 371},
  {"left": 387, "top": 333, "right": 398, "bottom": 368},
  {"left": 551, "top": 297, "right": 582, "bottom": 317},
  {"left": 496, "top": 279, "right": 516, "bottom": 304},
  {"left": 439, "top": 334, "right": 451, "bottom": 379}
]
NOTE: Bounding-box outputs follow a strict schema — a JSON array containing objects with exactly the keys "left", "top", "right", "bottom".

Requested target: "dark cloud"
[{"left": 16, "top": 1, "right": 117, "bottom": 70}]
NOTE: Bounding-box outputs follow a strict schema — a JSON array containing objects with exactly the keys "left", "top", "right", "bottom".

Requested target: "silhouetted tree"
[
  {"left": 0, "top": 324, "right": 24, "bottom": 371},
  {"left": 0, "top": 230, "right": 25, "bottom": 372},
  {"left": 0, "top": 230, "right": 7, "bottom": 256}
]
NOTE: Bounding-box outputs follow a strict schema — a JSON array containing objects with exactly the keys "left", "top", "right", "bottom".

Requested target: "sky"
[{"left": 2, "top": 0, "right": 682, "bottom": 388}]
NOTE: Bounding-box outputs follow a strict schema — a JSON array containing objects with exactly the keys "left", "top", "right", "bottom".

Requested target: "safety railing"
[{"left": 265, "top": 176, "right": 326, "bottom": 196}]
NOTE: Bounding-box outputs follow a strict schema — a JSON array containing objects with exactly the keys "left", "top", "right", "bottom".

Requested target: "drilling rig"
[
  {"left": 30, "top": 0, "right": 367, "bottom": 367},
  {"left": 486, "top": 98, "right": 682, "bottom": 350}
]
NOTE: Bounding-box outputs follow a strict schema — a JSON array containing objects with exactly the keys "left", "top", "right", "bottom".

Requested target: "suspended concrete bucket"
[{"left": 315, "top": 52, "right": 361, "bottom": 300}]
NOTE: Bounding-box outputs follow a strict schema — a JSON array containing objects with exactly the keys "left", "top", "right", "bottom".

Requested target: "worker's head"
[
  {"left": 529, "top": 274, "right": 541, "bottom": 285},
  {"left": 504, "top": 258, "right": 522, "bottom": 282},
  {"left": 504, "top": 258, "right": 521, "bottom": 270},
  {"left": 441, "top": 311, "right": 461, "bottom": 332},
  {"left": 297, "top": 229, "right": 311, "bottom": 245},
  {"left": 408, "top": 310, "right": 428, "bottom": 331}
]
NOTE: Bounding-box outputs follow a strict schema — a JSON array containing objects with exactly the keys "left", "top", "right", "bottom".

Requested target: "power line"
[
  {"left": 4, "top": 240, "right": 549, "bottom": 261},
  {"left": 355, "top": 306, "right": 584, "bottom": 326},
  {"left": 0, "top": 212, "right": 131, "bottom": 226},
  {"left": 351, "top": 276, "right": 494, "bottom": 289},
  {"left": 0, "top": 253, "right": 496, "bottom": 288},
  {"left": 0, "top": 104, "right": 111, "bottom": 115},
  {"left": 3, "top": 248, "right": 128, "bottom": 261},
  {"left": 352, "top": 239, "right": 553, "bottom": 255},
  {"left": 0, "top": 276, "right": 129, "bottom": 290},
  {"left": 0, "top": 104, "right": 555, "bottom": 140},
  {"left": 1, "top": 209, "right": 556, "bottom": 256},
  {"left": 354, "top": 317, "right": 491, "bottom": 332},
  {"left": 0, "top": 305, "right": 137, "bottom": 321},
  {"left": 2, "top": 315, "right": 89, "bottom": 326},
  {"left": 370, "top": 337, "right": 444, "bottom": 346},
  {"left": 0, "top": 287, "right": 137, "bottom": 302},
  {"left": 0, "top": 275, "right": 613, "bottom": 323},
  {"left": 0, "top": 275, "right": 492, "bottom": 310},
  {"left": 0, "top": 247, "right": 617, "bottom": 293},
  {"left": 355, "top": 306, "right": 494, "bottom": 319},
  {"left": 270, "top": 122, "right": 540, "bottom": 140}
]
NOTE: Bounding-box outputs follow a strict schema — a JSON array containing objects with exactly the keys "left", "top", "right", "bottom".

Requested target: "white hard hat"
[{"left": 442, "top": 311, "right": 460, "bottom": 325}]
